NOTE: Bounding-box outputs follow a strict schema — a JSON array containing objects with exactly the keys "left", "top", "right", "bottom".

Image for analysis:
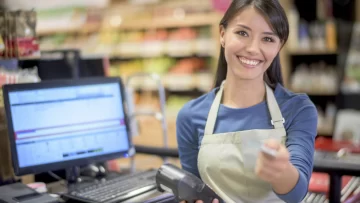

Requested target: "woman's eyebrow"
[{"left": 235, "top": 24, "right": 277, "bottom": 36}]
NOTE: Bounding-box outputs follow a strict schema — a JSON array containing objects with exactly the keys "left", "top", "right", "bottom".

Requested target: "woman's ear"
[
  {"left": 279, "top": 40, "right": 285, "bottom": 50},
  {"left": 220, "top": 25, "right": 226, "bottom": 47}
]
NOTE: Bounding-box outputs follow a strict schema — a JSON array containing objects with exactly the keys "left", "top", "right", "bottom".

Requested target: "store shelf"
[
  {"left": 306, "top": 92, "right": 338, "bottom": 96},
  {"left": 36, "top": 13, "right": 221, "bottom": 36},
  {"left": 109, "top": 53, "right": 213, "bottom": 60},
  {"left": 287, "top": 49, "right": 338, "bottom": 56},
  {"left": 37, "top": 23, "right": 101, "bottom": 36},
  {"left": 127, "top": 73, "right": 213, "bottom": 92},
  {"left": 109, "top": 13, "right": 221, "bottom": 30},
  {"left": 291, "top": 89, "right": 338, "bottom": 96}
]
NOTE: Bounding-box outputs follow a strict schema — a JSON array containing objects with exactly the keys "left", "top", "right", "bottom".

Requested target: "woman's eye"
[
  {"left": 237, "top": 31, "right": 248, "bottom": 36},
  {"left": 264, "top": 37, "right": 274, "bottom": 42}
]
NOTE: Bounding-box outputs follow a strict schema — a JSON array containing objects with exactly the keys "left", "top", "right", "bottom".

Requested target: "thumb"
[{"left": 264, "top": 139, "right": 281, "bottom": 150}]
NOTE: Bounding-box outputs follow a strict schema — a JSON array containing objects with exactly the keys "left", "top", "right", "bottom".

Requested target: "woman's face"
[{"left": 220, "top": 6, "right": 282, "bottom": 82}]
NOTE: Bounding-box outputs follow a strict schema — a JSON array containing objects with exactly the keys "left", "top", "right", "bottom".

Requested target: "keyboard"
[{"left": 64, "top": 169, "right": 158, "bottom": 203}]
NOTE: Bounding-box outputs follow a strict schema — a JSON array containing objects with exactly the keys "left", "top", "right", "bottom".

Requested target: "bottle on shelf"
[
  {"left": 287, "top": 5, "right": 299, "bottom": 51},
  {"left": 290, "top": 61, "right": 338, "bottom": 95}
]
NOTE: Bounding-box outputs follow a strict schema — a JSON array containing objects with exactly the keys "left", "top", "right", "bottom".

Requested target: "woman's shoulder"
[
  {"left": 274, "top": 83, "right": 316, "bottom": 109},
  {"left": 177, "top": 88, "right": 217, "bottom": 120},
  {"left": 274, "top": 84, "right": 318, "bottom": 126}
]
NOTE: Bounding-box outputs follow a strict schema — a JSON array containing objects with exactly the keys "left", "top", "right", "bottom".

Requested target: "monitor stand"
[{"left": 66, "top": 166, "right": 81, "bottom": 184}]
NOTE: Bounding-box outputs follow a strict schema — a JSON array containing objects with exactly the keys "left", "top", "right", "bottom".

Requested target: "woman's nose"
[{"left": 245, "top": 39, "right": 260, "bottom": 55}]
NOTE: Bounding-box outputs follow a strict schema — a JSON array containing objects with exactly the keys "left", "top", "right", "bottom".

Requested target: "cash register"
[{"left": 2, "top": 77, "right": 162, "bottom": 203}]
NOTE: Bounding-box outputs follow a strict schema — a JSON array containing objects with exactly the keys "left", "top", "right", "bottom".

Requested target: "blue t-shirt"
[{"left": 176, "top": 83, "right": 318, "bottom": 203}]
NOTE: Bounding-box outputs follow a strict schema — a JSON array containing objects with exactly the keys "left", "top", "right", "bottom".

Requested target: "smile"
[{"left": 238, "top": 57, "right": 261, "bottom": 66}]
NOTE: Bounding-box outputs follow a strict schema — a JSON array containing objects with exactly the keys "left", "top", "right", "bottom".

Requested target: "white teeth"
[{"left": 239, "top": 57, "right": 260, "bottom": 66}]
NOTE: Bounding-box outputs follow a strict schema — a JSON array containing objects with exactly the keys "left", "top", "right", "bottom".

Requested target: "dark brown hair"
[{"left": 214, "top": 0, "right": 289, "bottom": 88}]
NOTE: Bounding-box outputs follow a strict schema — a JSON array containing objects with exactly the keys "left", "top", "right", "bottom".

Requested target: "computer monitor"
[{"left": 2, "top": 77, "right": 134, "bottom": 177}]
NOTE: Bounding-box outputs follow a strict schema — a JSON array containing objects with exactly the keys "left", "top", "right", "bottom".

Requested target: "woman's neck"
[{"left": 222, "top": 76, "right": 266, "bottom": 109}]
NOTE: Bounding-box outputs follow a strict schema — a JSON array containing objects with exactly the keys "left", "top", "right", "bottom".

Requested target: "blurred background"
[{"left": 0, "top": 0, "right": 360, "bottom": 195}]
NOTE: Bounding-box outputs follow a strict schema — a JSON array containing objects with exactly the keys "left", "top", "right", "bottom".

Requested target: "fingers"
[
  {"left": 263, "top": 139, "right": 281, "bottom": 150},
  {"left": 182, "top": 198, "right": 218, "bottom": 203},
  {"left": 260, "top": 148, "right": 285, "bottom": 162},
  {"left": 262, "top": 139, "right": 289, "bottom": 161}
]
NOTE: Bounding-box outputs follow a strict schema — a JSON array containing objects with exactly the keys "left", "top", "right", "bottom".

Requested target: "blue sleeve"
[
  {"left": 176, "top": 103, "right": 200, "bottom": 178},
  {"left": 275, "top": 99, "right": 318, "bottom": 203}
]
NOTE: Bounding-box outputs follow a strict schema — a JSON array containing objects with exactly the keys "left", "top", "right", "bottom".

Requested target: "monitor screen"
[{"left": 3, "top": 77, "right": 133, "bottom": 175}]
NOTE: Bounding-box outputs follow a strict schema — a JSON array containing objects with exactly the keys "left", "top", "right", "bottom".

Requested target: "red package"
[
  {"left": 309, "top": 172, "right": 353, "bottom": 193},
  {"left": 0, "top": 10, "right": 40, "bottom": 59},
  {"left": 315, "top": 137, "right": 360, "bottom": 153}
]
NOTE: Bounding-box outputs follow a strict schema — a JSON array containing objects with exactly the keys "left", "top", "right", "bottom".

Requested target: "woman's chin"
[{"left": 232, "top": 69, "right": 264, "bottom": 81}]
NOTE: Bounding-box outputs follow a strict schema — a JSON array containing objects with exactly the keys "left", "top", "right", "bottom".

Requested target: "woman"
[{"left": 176, "top": 0, "right": 318, "bottom": 203}]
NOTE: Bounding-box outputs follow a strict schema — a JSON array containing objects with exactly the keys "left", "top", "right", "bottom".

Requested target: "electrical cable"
[{"left": 47, "top": 171, "right": 68, "bottom": 187}]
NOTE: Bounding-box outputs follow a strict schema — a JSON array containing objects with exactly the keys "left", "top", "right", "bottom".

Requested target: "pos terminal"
[
  {"left": 1, "top": 77, "right": 158, "bottom": 203},
  {"left": 156, "top": 163, "right": 223, "bottom": 203}
]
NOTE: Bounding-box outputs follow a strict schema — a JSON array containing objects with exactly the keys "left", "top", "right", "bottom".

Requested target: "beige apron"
[{"left": 198, "top": 81, "right": 286, "bottom": 203}]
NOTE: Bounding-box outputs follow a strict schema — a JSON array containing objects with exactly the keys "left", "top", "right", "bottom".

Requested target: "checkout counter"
[
  {"left": 26, "top": 142, "right": 360, "bottom": 203},
  {"left": 2, "top": 136, "right": 360, "bottom": 203},
  {"left": 0, "top": 144, "right": 179, "bottom": 203},
  {"left": 313, "top": 138, "right": 360, "bottom": 203},
  {"left": 45, "top": 178, "right": 175, "bottom": 203}
]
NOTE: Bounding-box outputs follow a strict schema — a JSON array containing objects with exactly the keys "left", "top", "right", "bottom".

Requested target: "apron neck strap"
[
  {"left": 265, "top": 84, "right": 285, "bottom": 129},
  {"left": 204, "top": 81, "right": 225, "bottom": 135},
  {"left": 204, "top": 81, "right": 285, "bottom": 135}
]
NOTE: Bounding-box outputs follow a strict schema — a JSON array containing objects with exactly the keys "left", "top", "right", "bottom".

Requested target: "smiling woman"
[
  {"left": 176, "top": 0, "right": 318, "bottom": 203},
  {"left": 216, "top": 0, "right": 288, "bottom": 90},
  {"left": 219, "top": 6, "right": 283, "bottom": 85}
]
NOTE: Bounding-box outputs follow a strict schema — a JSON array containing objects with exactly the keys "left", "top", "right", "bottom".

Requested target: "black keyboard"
[{"left": 65, "top": 169, "right": 158, "bottom": 203}]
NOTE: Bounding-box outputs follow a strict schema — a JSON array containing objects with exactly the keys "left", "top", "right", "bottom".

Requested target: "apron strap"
[
  {"left": 204, "top": 81, "right": 285, "bottom": 135},
  {"left": 204, "top": 81, "right": 225, "bottom": 135},
  {"left": 265, "top": 84, "right": 285, "bottom": 129}
]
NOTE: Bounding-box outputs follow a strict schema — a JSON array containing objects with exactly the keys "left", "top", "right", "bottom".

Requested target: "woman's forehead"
[{"left": 228, "top": 6, "right": 275, "bottom": 33}]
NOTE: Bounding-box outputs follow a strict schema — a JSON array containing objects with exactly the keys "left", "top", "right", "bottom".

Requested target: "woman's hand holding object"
[
  {"left": 255, "top": 139, "right": 290, "bottom": 184},
  {"left": 180, "top": 199, "right": 219, "bottom": 203}
]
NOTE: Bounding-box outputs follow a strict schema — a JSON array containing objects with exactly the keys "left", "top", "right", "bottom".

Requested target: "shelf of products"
[
  {"left": 290, "top": 61, "right": 339, "bottom": 95},
  {"left": 341, "top": 23, "right": 360, "bottom": 94},
  {"left": 39, "top": 27, "right": 217, "bottom": 58},
  {"left": 110, "top": 56, "right": 213, "bottom": 92},
  {"left": 286, "top": 0, "right": 343, "bottom": 138},
  {"left": 34, "top": 0, "right": 358, "bottom": 141},
  {"left": 35, "top": 0, "right": 221, "bottom": 36},
  {"left": 103, "top": 12, "right": 221, "bottom": 31},
  {"left": 287, "top": 49, "right": 338, "bottom": 56}
]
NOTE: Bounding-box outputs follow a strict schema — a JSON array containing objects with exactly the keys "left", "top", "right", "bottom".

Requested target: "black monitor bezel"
[{"left": 2, "top": 76, "right": 134, "bottom": 176}]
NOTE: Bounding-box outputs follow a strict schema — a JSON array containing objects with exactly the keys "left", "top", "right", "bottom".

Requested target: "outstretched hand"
[
  {"left": 255, "top": 139, "right": 290, "bottom": 184},
  {"left": 180, "top": 199, "right": 219, "bottom": 203}
]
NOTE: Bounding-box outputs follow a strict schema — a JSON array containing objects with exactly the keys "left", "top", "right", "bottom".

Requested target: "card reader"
[{"left": 155, "top": 163, "right": 223, "bottom": 203}]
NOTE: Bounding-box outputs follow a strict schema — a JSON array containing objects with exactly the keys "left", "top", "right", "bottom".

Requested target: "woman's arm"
[
  {"left": 273, "top": 98, "right": 318, "bottom": 202},
  {"left": 176, "top": 103, "right": 200, "bottom": 178}
]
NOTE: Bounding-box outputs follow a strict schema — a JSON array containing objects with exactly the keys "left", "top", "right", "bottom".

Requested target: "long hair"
[{"left": 214, "top": 0, "right": 289, "bottom": 88}]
